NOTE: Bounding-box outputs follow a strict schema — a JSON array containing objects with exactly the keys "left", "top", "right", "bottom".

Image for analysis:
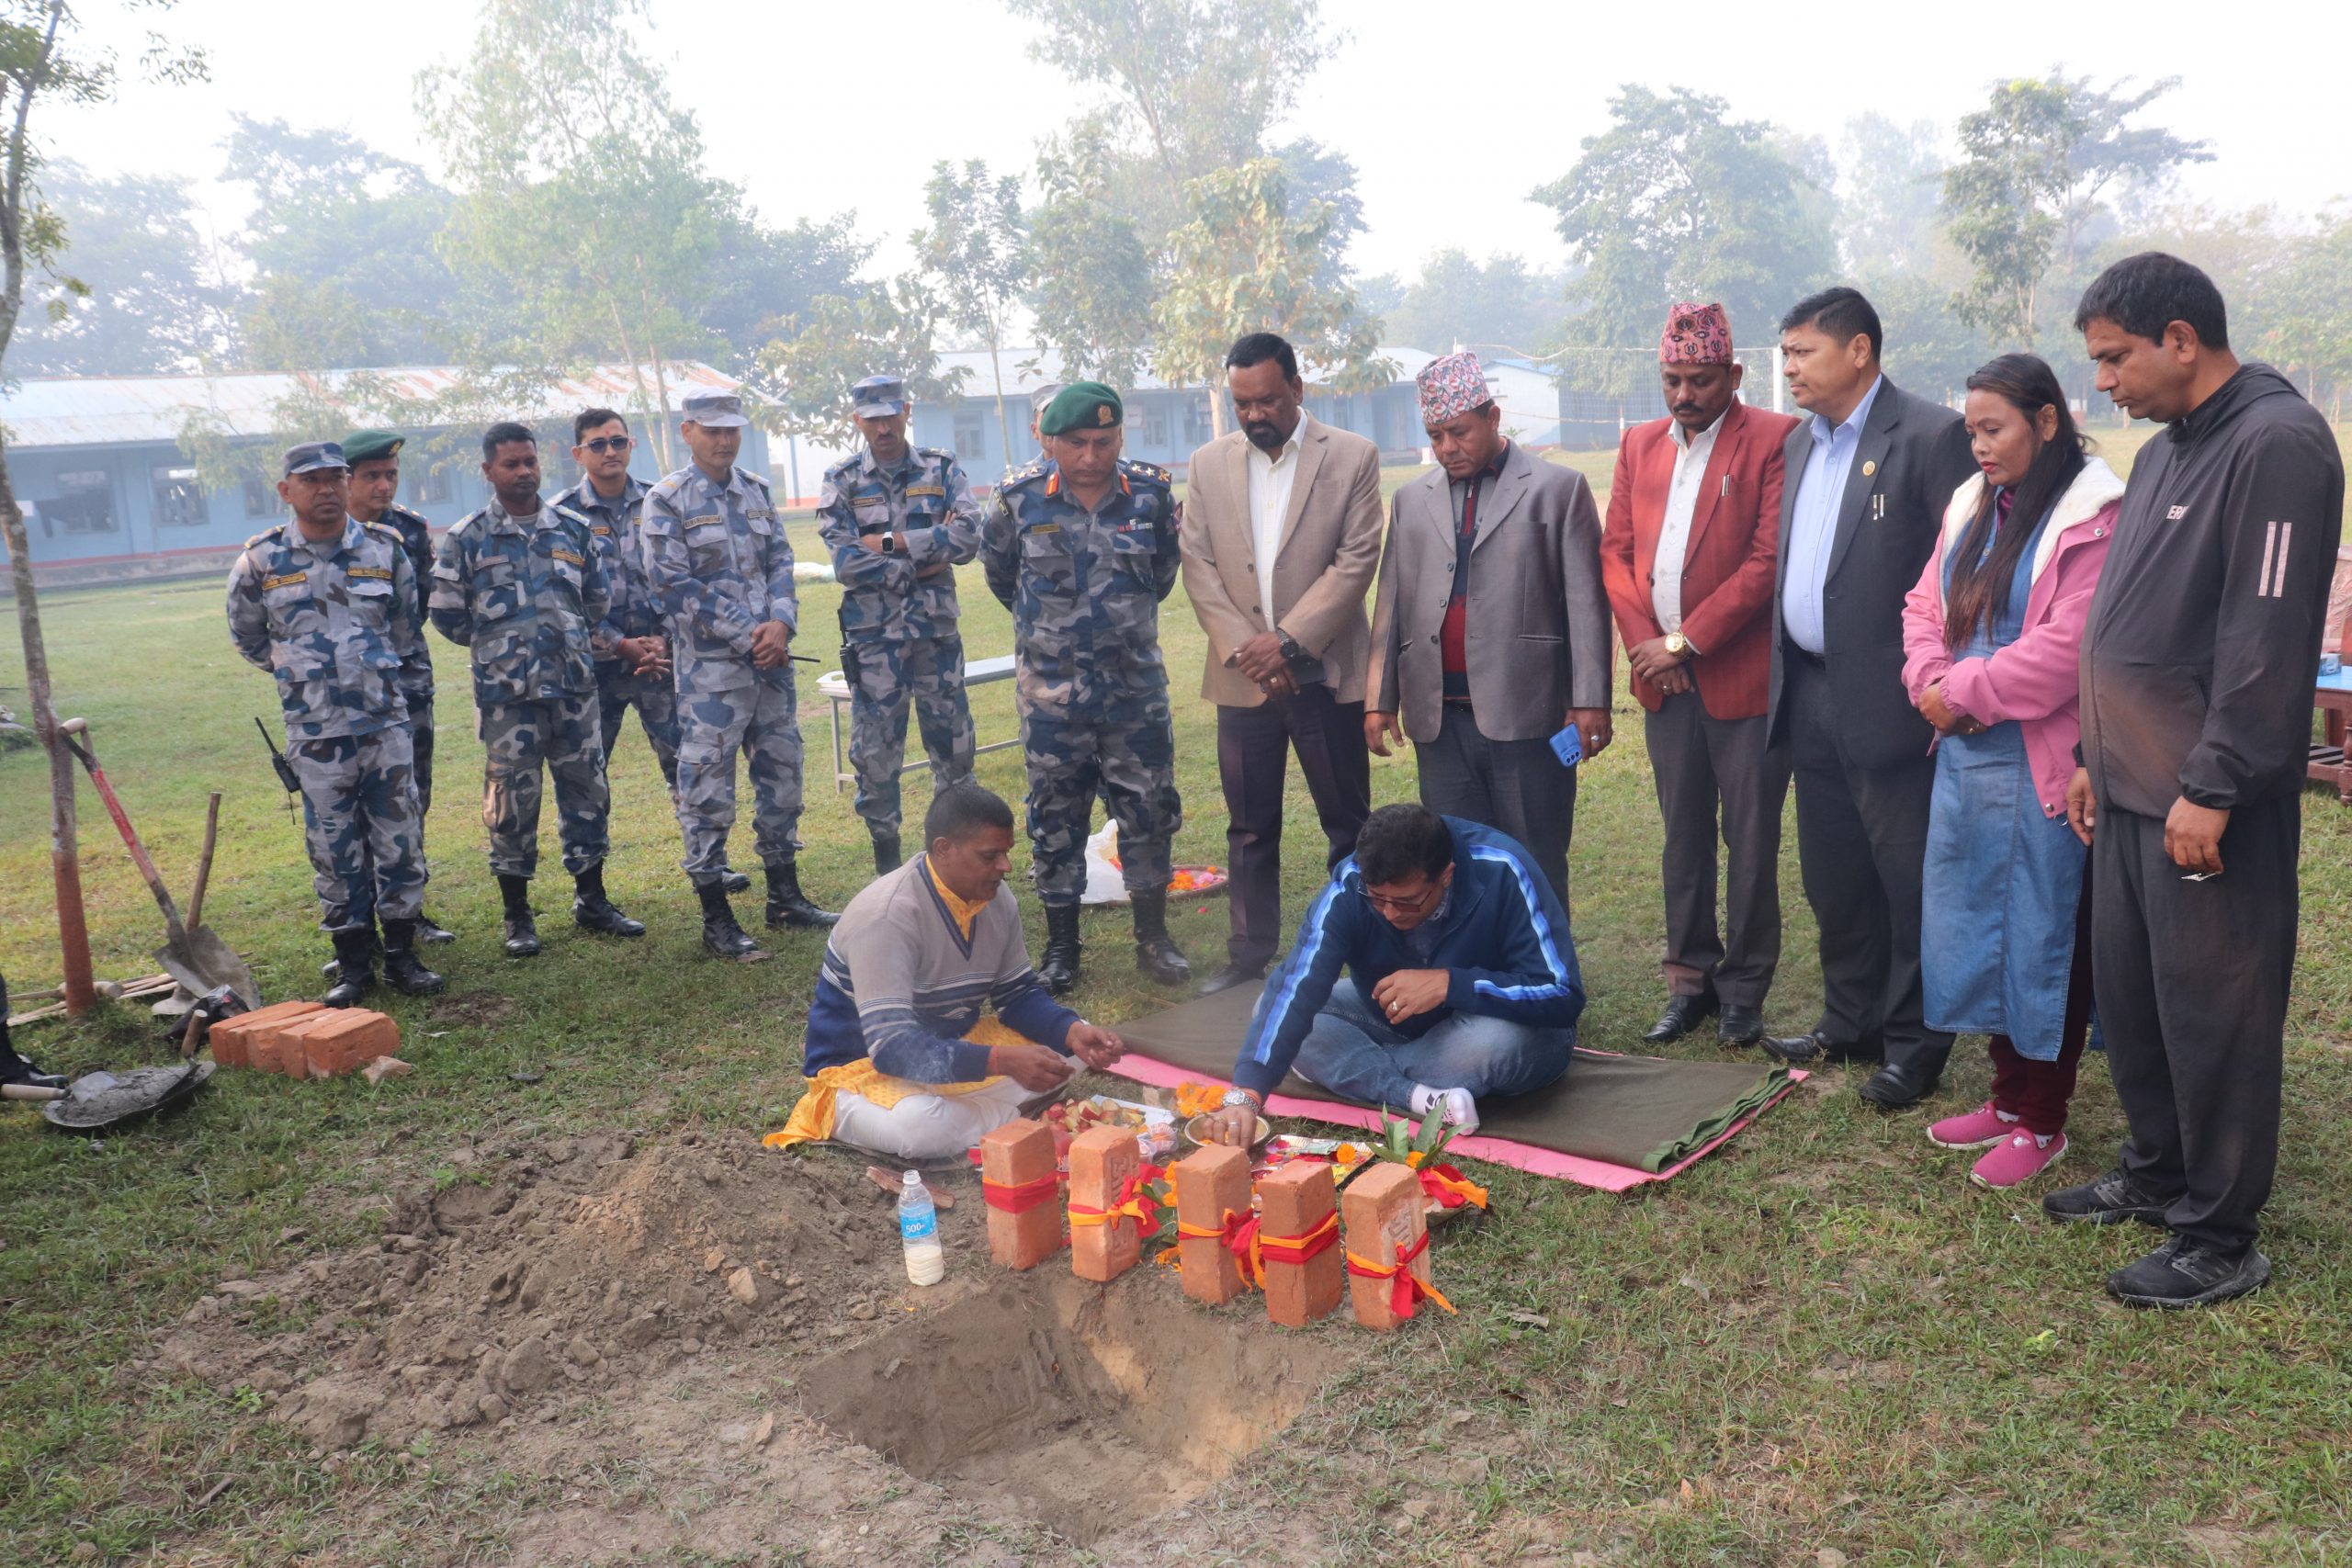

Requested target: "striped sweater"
[{"left": 802, "top": 855, "right": 1078, "bottom": 1083}]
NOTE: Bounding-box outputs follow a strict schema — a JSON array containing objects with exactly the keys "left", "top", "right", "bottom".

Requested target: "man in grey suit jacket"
[
  {"left": 1182, "top": 333, "right": 1385, "bottom": 993},
  {"left": 1759, "top": 288, "right": 1976, "bottom": 1109},
  {"left": 1365, "top": 351, "right": 1613, "bottom": 909}
]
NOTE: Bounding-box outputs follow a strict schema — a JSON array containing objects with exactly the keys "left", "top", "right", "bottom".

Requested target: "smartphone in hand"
[{"left": 1549, "top": 724, "right": 1583, "bottom": 769}]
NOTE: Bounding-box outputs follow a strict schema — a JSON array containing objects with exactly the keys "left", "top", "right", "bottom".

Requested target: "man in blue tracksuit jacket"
[{"left": 1209, "top": 803, "right": 1583, "bottom": 1139}]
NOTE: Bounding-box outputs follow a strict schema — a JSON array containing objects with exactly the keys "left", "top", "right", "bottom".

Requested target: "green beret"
[
  {"left": 1037, "top": 381, "right": 1122, "bottom": 437},
  {"left": 341, "top": 428, "right": 405, "bottom": 465}
]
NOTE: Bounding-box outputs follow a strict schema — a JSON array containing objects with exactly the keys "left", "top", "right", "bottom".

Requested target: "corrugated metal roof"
[
  {"left": 931, "top": 346, "right": 1436, "bottom": 396},
  {"left": 0, "top": 362, "right": 740, "bottom": 449}
]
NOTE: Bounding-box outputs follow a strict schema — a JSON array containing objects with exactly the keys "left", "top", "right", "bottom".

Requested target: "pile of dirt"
[{"left": 157, "top": 1130, "right": 982, "bottom": 1452}]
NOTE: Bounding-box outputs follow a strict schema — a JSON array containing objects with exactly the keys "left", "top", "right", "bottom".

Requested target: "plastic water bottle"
[{"left": 898, "top": 1170, "right": 944, "bottom": 1286}]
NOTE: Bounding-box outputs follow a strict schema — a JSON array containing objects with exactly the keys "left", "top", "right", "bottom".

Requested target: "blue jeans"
[{"left": 1253, "top": 977, "right": 1575, "bottom": 1111}]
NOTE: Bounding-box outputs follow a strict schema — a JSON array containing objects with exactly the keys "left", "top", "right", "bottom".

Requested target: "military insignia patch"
[
  {"left": 260, "top": 572, "right": 310, "bottom": 591},
  {"left": 348, "top": 565, "right": 394, "bottom": 581}
]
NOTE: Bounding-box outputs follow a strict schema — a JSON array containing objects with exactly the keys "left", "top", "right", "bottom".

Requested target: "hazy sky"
[{"left": 49, "top": 0, "right": 2344, "bottom": 292}]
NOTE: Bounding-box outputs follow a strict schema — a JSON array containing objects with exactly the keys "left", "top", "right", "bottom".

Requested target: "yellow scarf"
[
  {"left": 764, "top": 1015, "right": 1025, "bottom": 1150},
  {"left": 925, "top": 856, "right": 987, "bottom": 940}
]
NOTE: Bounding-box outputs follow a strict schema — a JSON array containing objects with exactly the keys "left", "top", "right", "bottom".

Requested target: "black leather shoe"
[
  {"left": 2106, "top": 1236, "right": 2271, "bottom": 1309},
  {"left": 571, "top": 865, "right": 646, "bottom": 938},
  {"left": 763, "top": 859, "right": 840, "bottom": 930},
  {"left": 0, "top": 1054, "right": 65, "bottom": 1089},
  {"left": 1038, "top": 904, "right": 1082, "bottom": 996},
  {"left": 2042, "top": 1167, "right": 2173, "bottom": 1227},
  {"left": 413, "top": 913, "right": 458, "bottom": 944},
  {"left": 1642, "top": 991, "right": 1717, "bottom": 1043},
  {"left": 698, "top": 881, "right": 768, "bottom": 961},
  {"left": 1857, "top": 1060, "right": 1940, "bottom": 1110},
  {"left": 379, "top": 919, "right": 447, "bottom": 997},
  {"left": 719, "top": 867, "right": 752, "bottom": 895},
  {"left": 1196, "top": 960, "right": 1266, "bottom": 997},
  {"left": 1759, "top": 1030, "right": 1883, "bottom": 1065},
  {"left": 1717, "top": 1005, "right": 1765, "bottom": 1048}
]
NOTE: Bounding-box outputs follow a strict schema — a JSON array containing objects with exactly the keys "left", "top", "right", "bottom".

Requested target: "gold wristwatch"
[{"left": 1664, "top": 630, "right": 1690, "bottom": 658}]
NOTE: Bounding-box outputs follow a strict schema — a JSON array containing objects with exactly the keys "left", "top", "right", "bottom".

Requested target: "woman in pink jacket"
[{"left": 1902, "top": 354, "right": 2122, "bottom": 1188}]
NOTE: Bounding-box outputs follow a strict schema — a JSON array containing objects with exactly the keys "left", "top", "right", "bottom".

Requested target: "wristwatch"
[
  {"left": 1219, "top": 1088, "right": 1260, "bottom": 1110},
  {"left": 1276, "top": 631, "right": 1303, "bottom": 663},
  {"left": 880, "top": 533, "right": 899, "bottom": 554},
  {"left": 1663, "top": 630, "right": 1689, "bottom": 658}
]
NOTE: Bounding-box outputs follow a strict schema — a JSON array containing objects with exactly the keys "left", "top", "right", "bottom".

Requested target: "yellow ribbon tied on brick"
[{"left": 763, "top": 1016, "right": 1026, "bottom": 1149}]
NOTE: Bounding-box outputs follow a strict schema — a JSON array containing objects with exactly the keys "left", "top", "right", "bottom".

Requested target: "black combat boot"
[
  {"left": 1038, "top": 904, "right": 1083, "bottom": 996},
  {"left": 763, "top": 859, "right": 840, "bottom": 930},
  {"left": 719, "top": 866, "right": 752, "bottom": 895},
  {"left": 498, "top": 874, "right": 541, "bottom": 958},
  {"left": 379, "top": 919, "right": 447, "bottom": 996},
  {"left": 571, "top": 863, "right": 646, "bottom": 937},
  {"left": 1131, "top": 889, "right": 1192, "bottom": 986},
  {"left": 413, "top": 910, "right": 457, "bottom": 944},
  {"left": 872, "top": 830, "right": 902, "bottom": 877},
  {"left": 699, "top": 879, "right": 767, "bottom": 960},
  {"left": 323, "top": 926, "right": 378, "bottom": 1006}
]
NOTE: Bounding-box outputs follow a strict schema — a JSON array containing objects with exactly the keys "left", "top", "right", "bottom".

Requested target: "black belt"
[{"left": 1783, "top": 641, "right": 1827, "bottom": 667}]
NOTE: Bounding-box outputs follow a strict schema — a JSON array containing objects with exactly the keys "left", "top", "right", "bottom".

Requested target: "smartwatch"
[{"left": 880, "top": 534, "right": 899, "bottom": 555}]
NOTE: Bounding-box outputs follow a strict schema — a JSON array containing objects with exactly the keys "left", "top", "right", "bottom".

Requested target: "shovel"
[{"left": 58, "top": 718, "right": 259, "bottom": 1010}]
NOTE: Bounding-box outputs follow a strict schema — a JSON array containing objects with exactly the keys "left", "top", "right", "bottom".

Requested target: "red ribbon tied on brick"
[
  {"left": 1068, "top": 1164, "right": 1165, "bottom": 1237},
  {"left": 1254, "top": 1210, "right": 1340, "bottom": 1269},
  {"left": 1175, "top": 1208, "right": 1265, "bottom": 1288},
  {"left": 1344, "top": 1228, "right": 1457, "bottom": 1318},
  {"left": 1415, "top": 1161, "right": 1488, "bottom": 1211},
  {"left": 981, "top": 1172, "right": 1062, "bottom": 1214}
]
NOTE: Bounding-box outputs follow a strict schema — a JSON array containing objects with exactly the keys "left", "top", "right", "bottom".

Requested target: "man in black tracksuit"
[{"left": 2049, "top": 253, "right": 2345, "bottom": 1308}]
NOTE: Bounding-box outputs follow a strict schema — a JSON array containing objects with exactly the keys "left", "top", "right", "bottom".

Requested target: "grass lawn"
[{"left": 3, "top": 427, "right": 2349, "bottom": 1566}]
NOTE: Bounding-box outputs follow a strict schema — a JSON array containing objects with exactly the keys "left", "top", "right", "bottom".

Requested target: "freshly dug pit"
[{"left": 797, "top": 1269, "right": 1342, "bottom": 1545}]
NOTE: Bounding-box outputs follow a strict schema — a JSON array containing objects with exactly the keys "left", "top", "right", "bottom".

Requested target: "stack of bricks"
[{"left": 207, "top": 1002, "right": 401, "bottom": 1080}]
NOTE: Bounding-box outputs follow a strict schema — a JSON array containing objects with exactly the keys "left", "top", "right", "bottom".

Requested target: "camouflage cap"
[
  {"left": 283, "top": 441, "right": 350, "bottom": 477},
  {"left": 1029, "top": 381, "right": 1068, "bottom": 419},
  {"left": 681, "top": 389, "right": 749, "bottom": 429},
  {"left": 851, "top": 375, "right": 908, "bottom": 418},
  {"left": 1037, "top": 381, "right": 1122, "bottom": 437},
  {"left": 340, "top": 428, "right": 405, "bottom": 465}
]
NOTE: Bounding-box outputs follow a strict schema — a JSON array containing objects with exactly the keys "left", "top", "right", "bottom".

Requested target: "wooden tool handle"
[
  {"left": 2, "top": 1084, "right": 64, "bottom": 1102},
  {"left": 188, "top": 792, "right": 221, "bottom": 928}
]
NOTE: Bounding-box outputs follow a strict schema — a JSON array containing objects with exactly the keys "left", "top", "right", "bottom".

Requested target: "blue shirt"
[{"left": 1780, "top": 374, "right": 1883, "bottom": 655}]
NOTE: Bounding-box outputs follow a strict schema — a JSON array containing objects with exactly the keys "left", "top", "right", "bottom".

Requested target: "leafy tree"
[
  {"left": 756, "top": 280, "right": 969, "bottom": 449},
  {"left": 1153, "top": 158, "right": 1391, "bottom": 439},
  {"left": 8, "top": 160, "right": 232, "bottom": 374},
  {"left": 1372, "top": 249, "right": 1573, "bottom": 355},
  {"left": 702, "top": 208, "right": 867, "bottom": 378},
  {"left": 1837, "top": 114, "right": 1947, "bottom": 276},
  {"left": 1027, "top": 125, "right": 1155, "bottom": 388},
  {"left": 1532, "top": 85, "right": 1836, "bottom": 391},
  {"left": 2253, "top": 209, "right": 2352, "bottom": 418},
  {"left": 1942, "top": 72, "right": 2211, "bottom": 347},
  {"left": 913, "top": 160, "right": 1030, "bottom": 464}
]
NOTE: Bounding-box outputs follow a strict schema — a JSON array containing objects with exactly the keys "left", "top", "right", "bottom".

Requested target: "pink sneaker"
[
  {"left": 1970, "top": 1131, "right": 2067, "bottom": 1190},
  {"left": 1928, "top": 1101, "right": 2018, "bottom": 1150}
]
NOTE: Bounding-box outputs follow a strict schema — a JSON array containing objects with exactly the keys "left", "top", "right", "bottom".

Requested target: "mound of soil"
[{"left": 158, "top": 1130, "right": 978, "bottom": 1452}]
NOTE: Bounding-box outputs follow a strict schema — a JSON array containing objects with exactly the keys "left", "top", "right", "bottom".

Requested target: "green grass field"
[{"left": 3, "top": 428, "right": 2350, "bottom": 1565}]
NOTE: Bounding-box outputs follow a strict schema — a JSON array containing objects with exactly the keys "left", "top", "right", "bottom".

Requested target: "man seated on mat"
[
  {"left": 766, "top": 782, "right": 1128, "bottom": 1160},
  {"left": 1202, "top": 803, "right": 1584, "bottom": 1145}
]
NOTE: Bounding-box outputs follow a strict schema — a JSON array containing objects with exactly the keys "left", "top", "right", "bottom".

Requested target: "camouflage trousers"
[
  {"left": 402, "top": 687, "right": 436, "bottom": 822},
  {"left": 478, "top": 691, "right": 610, "bottom": 880},
  {"left": 675, "top": 677, "right": 804, "bottom": 886},
  {"left": 289, "top": 725, "right": 427, "bottom": 933},
  {"left": 596, "top": 660, "right": 681, "bottom": 795},
  {"left": 847, "top": 635, "right": 975, "bottom": 838},
  {"left": 1023, "top": 696, "right": 1181, "bottom": 906}
]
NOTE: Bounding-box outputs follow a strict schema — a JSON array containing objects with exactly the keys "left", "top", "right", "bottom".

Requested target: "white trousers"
[{"left": 831, "top": 1076, "right": 1031, "bottom": 1161}]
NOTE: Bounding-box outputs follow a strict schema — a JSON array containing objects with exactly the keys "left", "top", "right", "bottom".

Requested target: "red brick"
[
  {"left": 1067, "top": 1126, "right": 1140, "bottom": 1282},
  {"left": 208, "top": 1000, "right": 323, "bottom": 1070},
  {"left": 1172, "top": 1145, "right": 1252, "bottom": 1305},
  {"left": 979, "top": 1118, "right": 1062, "bottom": 1270},
  {"left": 252, "top": 1006, "right": 341, "bottom": 1076},
  {"left": 284, "top": 1010, "right": 399, "bottom": 1078},
  {"left": 1258, "top": 1160, "right": 1342, "bottom": 1327},
  {"left": 1341, "top": 1161, "right": 1430, "bottom": 1332}
]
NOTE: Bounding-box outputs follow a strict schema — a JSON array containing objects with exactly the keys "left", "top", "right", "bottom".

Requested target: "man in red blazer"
[{"left": 1600, "top": 303, "right": 1800, "bottom": 1048}]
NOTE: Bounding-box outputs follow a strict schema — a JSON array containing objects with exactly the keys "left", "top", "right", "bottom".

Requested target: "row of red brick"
[
  {"left": 978, "top": 1118, "right": 1441, "bottom": 1333},
  {"left": 206, "top": 999, "right": 403, "bottom": 1079}
]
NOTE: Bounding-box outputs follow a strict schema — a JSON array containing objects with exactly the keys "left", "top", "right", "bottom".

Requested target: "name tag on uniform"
[
  {"left": 348, "top": 565, "right": 394, "bottom": 581},
  {"left": 1027, "top": 522, "right": 1062, "bottom": 536},
  {"left": 685, "top": 514, "right": 725, "bottom": 529},
  {"left": 745, "top": 508, "right": 775, "bottom": 521},
  {"left": 550, "top": 548, "right": 584, "bottom": 567},
  {"left": 261, "top": 571, "right": 310, "bottom": 591},
  {"left": 906, "top": 485, "right": 944, "bottom": 499},
  {"left": 590, "top": 524, "right": 612, "bottom": 536}
]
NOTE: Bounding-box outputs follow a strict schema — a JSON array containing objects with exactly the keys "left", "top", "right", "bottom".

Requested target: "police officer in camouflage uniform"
[
  {"left": 227, "top": 441, "right": 444, "bottom": 1003},
  {"left": 344, "top": 428, "right": 458, "bottom": 945},
  {"left": 639, "top": 388, "right": 837, "bottom": 960},
  {"left": 430, "top": 421, "right": 645, "bottom": 957},
  {"left": 817, "top": 374, "right": 980, "bottom": 874},
  {"left": 982, "top": 381, "right": 1190, "bottom": 993}
]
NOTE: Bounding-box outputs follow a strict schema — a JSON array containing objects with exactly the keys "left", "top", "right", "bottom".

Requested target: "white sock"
[{"left": 1408, "top": 1084, "right": 1439, "bottom": 1116}]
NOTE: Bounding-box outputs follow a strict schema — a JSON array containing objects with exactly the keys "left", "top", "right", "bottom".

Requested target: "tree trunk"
[
  {"left": 1208, "top": 371, "right": 1231, "bottom": 440},
  {"left": 0, "top": 446, "right": 95, "bottom": 1015},
  {"left": 986, "top": 337, "right": 1013, "bottom": 475}
]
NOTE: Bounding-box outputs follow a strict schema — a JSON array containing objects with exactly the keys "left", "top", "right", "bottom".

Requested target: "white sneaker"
[{"left": 1408, "top": 1083, "right": 1478, "bottom": 1135}]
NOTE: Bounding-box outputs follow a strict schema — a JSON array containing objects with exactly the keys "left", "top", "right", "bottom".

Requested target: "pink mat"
[{"left": 1102, "top": 1051, "right": 1805, "bottom": 1193}]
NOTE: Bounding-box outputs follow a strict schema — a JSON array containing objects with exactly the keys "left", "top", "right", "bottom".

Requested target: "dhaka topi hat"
[
  {"left": 851, "top": 375, "right": 908, "bottom": 418},
  {"left": 1416, "top": 351, "right": 1490, "bottom": 426},
  {"left": 1030, "top": 381, "right": 1068, "bottom": 419},
  {"left": 1659, "top": 301, "right": 1735, "bottom": 366},
  {"left": 340, "top": 429, "right": 405, "bottom": 465},
  {"left": 682, "top": 388, "right": 749, "bottom": 428},
  {"left": 283, "top": 441, "right": 349, "bottom": 477},
  {"left": 1038, "top": 381, "right": 1123, "bottom": 437}
]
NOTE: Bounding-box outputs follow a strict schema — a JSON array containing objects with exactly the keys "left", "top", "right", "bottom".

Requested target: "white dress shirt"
[
  {"left": 1244, "top": 412, "right": 1309, "bottom": 626},
  {"left": 1650, "top": 407, "right": 1726, "bottom": 635}
]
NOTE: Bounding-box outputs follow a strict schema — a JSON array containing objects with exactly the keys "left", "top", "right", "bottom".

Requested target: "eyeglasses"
[
  {"left": 1360, "top": 881, "right": 1442, "bottom": 916},
  {"left": 582, "top": 435, "right": 633, "bottom": 455}
]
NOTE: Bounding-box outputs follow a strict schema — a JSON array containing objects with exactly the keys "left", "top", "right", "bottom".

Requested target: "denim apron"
[{"left": 1920, "top": 497, "right": 2086, "bottom": 1059}]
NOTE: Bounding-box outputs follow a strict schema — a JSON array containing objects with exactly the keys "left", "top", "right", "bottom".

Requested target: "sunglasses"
[{"left": 582, "top": 435, "right": 633, "bottom": 455}]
